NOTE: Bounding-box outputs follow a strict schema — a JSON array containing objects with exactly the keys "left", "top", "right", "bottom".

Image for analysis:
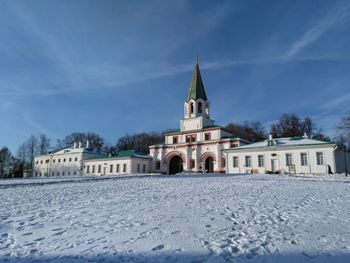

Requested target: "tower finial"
[{"left": 196, "top": 54, "right": 199, "bottom": 64}]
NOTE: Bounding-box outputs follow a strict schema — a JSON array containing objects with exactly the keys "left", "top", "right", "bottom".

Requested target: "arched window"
[
  {"left": 190, "top": 103, "right": 194, "bottom": 114},
  {"left": 198, "top": 102, "right": 202, "bottom": 114}
]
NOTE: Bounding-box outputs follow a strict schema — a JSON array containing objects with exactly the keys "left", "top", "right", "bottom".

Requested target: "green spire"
[{"left": 187, "top": 55, "right": 208, "bottom": 101}]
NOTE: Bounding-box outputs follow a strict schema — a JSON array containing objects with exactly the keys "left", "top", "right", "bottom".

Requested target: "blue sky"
[{"left": 1, "top": 0, "right": 350, "bottom": 152}]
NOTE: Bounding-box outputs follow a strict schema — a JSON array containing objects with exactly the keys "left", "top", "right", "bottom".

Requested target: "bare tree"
[
  {"left": 38, "top": 134, "right": 50, "bottom": 155},
  {"left": 56, "top": 132, "right": 105, "bottom": 150},
  {"left": 225, "top": 121, "right": 267, "bottom": 142},
  {"left": 0, "top": 147, "right": 14, "bottom": 178},
  {"left": 116, "top": 132, "right": 164, "bottom": 154},
  {"left": 336, "top": 112, "right": 350, "bottom": 149}
]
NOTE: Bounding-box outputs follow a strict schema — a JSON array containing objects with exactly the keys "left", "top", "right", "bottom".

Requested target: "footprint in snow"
[{"left": 152, "top": 244, "right": 165, "bottom": 251}]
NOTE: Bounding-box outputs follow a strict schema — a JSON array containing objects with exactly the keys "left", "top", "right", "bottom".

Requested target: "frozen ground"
[{"left": 0, "top": 174, "right": 350, "bottom": 262}]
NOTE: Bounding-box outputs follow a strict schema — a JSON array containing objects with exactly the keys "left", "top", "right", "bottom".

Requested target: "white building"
[
  {"left": 225, "top": 134, "right": 350, "bottom": 174},
  {"left": 83, "top": 150, "right": 152, "bottom": 176},
  {"left": 33, "top": 142, "right": 104, "bottom": 177},
  {"left": 149, "top": 57, "right": 249, "bottom": 174}
]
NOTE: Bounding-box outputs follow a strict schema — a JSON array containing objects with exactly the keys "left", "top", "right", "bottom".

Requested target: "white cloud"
[{"left": 283, "top": 3, "right": 350, "bottom": 58}]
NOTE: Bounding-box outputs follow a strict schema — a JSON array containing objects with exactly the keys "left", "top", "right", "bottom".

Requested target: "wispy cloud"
[
  {"left": 283, "top": 3, "right": 350, "bottom": 58},
  {"left": 321, "top": 92, "right": 350, "bottom": 110}
]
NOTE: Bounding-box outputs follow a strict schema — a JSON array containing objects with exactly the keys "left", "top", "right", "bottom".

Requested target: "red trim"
[
  {"left": 164, "top": 151, "right": 187, "bottom": 164},
  {"left": 149, "top": 138, "right": 240, "bottom": 149},
  {"left": 201, "top": 152, "right": 217, "bottom": 162}
]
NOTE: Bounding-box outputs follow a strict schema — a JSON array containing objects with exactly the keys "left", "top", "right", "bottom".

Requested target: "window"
[
  {"left": 186, "top": 134, "right": 196, "bottom": 143},
  {"left": 190, "top": 159, "right": 195, "bottom": 169},
  {"left": 286, "top": 153, "right": 293, "bottom": 166},
  {"left": 143, "top": 164, "right": 146, "bottom": 173},
  {"left": 156, "top": 161, "right": 161, "bottom": 170},
  {"left": 98, "top": 165, "right": 101, "bottom": 173},
  {"left": 258, "top": 155, "right": 264, "bottom": 167},
  {"left": 110, "top": 164, "right": 113, "bottom": 173},
  {"left": 58, "top": 159, "right": 61, "bottom": 163},
  {"left": 87, "top": 165, "right": 90, "bottom": 174},
  {"left": 45, "top": 159, "right": 49, "bottom": 163},
  {"left": 300, "top": 153, "right": 308, "bottom": 166},
  {"left": 92, "top": 165, "right": 95, "bottom": 173},
  {"left": 137, "top": 164, "right": 140, "bottom": 173},
  {"left": 204, "top": 133, "right": 211, "bottom": 141},
  {"left": 57, "top": 172, "right": 59, "bottom": 176},
  {"left": 221, "top": 158, "right": 226, "bottom": 168},
  {"left": 52, "top": 172, "right": 54, "bottom": 176},
  {"left": 123, "top": 164, "right": 127, "bottom": 173},
  {"left": 198, "top": 102, "right": 202, "bottom": 113},
  {"left": 40, "top": 160, "right": 43, "bottom": 164},
  {"left": 230, "top": 143, "right": 238, "bottom": 148},
  {"left": 116, "top": 164, "right": 120, "bottom": 173},
  {"left": 173, "top": 136, "right": 178, "bottom": 144},
  {"left": 233, "top": 156, "right": 239, "bottom": 167},
  {"left": 53, "top": 159, "right": 56, "bottom": 163},
  {"left": 75, "top": 157, "right": 78, "bottom": 162},
  {"left": 190, "top": 102, "right": 194, "bottom": 114},
  {"left": 245, "top": 156, "right": 251, "bottom": 167},
  {"left": 63, "top": 158, "right": 66, "bottom": 162},
  {"left": 62, "top": 172, "right": 65, "bottom": 176},
  {"left": 68, "top": 172, "right": 70, "bottom": 175},
  {"left": 316, "top": 152, "right": 324, "bottom": 165},
  {"left": 69, "top": 158, "right": 72, "bottom": 162},
  {"left": 36, "top": 161, "right": 38, "bottom": 164}
]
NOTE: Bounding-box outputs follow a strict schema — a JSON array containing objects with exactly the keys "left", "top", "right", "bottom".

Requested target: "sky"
[{"left": 0, "top": 0, "right": 350, "bottom": 152}]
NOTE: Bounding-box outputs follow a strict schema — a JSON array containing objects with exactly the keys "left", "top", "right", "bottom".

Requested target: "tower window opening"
[
  {"left": 190, "top": 103, "right": 194, "bottom": 114},
  {"left": 198, "top": 102, "right": 202, "bottom": 113}
]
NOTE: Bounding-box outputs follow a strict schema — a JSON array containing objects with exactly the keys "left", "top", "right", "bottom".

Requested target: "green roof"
[
  {"left": 85, "top": 149, "right": 150, "bottom": 161},
  {"left": 187, "top": 57, "right": 208, "bottom": 101}
]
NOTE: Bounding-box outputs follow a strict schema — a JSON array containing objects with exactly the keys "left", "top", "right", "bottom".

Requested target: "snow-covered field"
[{"left": 0, "top": 174, "right": 350, "bottom": 262}]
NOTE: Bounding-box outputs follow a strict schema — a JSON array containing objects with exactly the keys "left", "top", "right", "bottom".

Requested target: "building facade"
[
  {"left": 33, "top": 142, "right": 104, "bottom": 177},
  {"left": 83, "top": 150, "right": 152, "bottom": 176},
  {"left": 149, "top": 58, "right": 248, "bottom": 174},
  {"left": 225, "top": 134, "right": 349, "bottom": 174}
]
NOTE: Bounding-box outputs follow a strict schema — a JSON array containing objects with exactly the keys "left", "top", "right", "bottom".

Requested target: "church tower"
[{"left": 180, "top": 56, "right": 215, "bottom": 131}]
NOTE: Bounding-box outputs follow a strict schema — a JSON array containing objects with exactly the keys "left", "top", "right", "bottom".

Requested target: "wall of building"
[
  {"left": 33, "top": 151, "right": 104, "bottom": 177},
  {"left": 83, "top": 157, "right": 151, "bottom": 176},
  {"left": 226, "top": 146, "right": 337, "bottom": 174},
  {"left": 150, "top": 138, "right": 241, "bottom": 174}
]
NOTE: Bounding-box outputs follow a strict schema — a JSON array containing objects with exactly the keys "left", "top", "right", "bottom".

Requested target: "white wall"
[
  {"left": 226, "top": 146, "right": 337, "bottom": 174},
  {"left": 83, "top": 157, "right": 151, "bottom": 176}
]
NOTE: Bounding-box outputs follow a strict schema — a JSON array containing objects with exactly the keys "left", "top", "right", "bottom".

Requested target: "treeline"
[{"left": 1, "top": 112, "right": 349, "bottom": 178}]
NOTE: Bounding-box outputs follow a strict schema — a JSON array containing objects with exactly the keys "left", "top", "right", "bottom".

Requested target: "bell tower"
[{"left": 180, "top": 56, "right": 215, "bottom": 131}]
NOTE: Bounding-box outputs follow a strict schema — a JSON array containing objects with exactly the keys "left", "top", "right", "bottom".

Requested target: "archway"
[
  {"left": 205, "top": 157, "right": 214, "bottom": 173},
  {"left": 169, "top": 156, "right": 183, "bottom": 175}
]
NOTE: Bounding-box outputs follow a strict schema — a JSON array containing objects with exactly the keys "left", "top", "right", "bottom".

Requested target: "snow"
[
  {"left": 1, "top": 174, "right": 350, "bottom": 262},
  {"left": 232, "top": 137, "right": 334, "bottom": 150}
]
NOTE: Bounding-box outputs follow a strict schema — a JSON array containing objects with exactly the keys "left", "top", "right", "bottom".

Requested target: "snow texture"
[{"left": 0, "top": 174, "right": 350, "bottom": 262}]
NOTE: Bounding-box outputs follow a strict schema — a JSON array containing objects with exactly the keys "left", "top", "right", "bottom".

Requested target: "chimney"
[
  {"left": 86, "top": 140, "right": 90, "bottom": 148},
  {"left": 73, "top": 142, "right": 77, "bottom": 149},
  {"left": 78, "top": 141, "right": 82, "bottom": 148},
  {"left": 303, "top": 132, "right": 308, "bottom": 139}
]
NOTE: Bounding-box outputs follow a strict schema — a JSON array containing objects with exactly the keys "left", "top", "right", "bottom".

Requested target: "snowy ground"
[{"left": 0, "top": 174, "right": 350, "bottom": 263}]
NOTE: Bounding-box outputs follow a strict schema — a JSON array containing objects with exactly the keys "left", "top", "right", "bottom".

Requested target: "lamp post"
[{"left": 344, "top": 147, "right": 348, "bottom": 176}]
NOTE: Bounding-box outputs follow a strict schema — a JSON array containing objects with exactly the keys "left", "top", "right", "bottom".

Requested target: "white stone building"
[
  {"left": 83, "top": 150, "right": 151, "bottom": 176},
  {"left": 149, "top": 58, "right": 249, "bottom": 174},
  {"left": 225, "top": 134, "right": 350, "bottom": 174},
  {"left": 33, "top": 142, "right": 104, "bottom": 177}
]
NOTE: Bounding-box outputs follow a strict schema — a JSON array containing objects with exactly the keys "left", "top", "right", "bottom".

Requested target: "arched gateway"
[
  {"left": 205, "top": 156, "right": 214, "bottom": 173},
  {"left": 169, "top": 156, "right": 183, "bottom": 175}
]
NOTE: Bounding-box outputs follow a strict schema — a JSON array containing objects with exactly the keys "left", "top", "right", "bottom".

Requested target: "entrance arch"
[
  {"left": 205, "top": 157, "right": 214, "bottom": 173},
  {"left": 169, "top": 156, "right": 183, "bottom": 175}
]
